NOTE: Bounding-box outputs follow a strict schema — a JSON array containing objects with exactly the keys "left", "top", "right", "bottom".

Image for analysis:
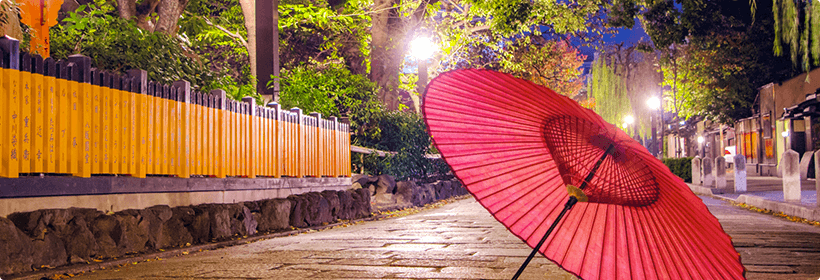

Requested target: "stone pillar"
[
  {"left": 691, "top": 157, "right": 702, "bottom": 185},
  {"left": 800, "top": 151, "right": 814, "bottom": 179},
  {"left": 715, "top": 157, "right": 726, "bottom": 189},
  {"left": 782, "top": 149, "right": 801, "bottom": 202},
  {"left": 734, "top": 155, "right": 747, "bottom": 193},
  {"left": 702, "top": 157, "right": 714, "bottom": 188},
  {"left": 815, "top": 150, "right": 820, "bottom": 207}
]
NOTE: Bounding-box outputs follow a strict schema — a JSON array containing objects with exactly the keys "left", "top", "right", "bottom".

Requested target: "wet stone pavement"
[{"left": 65, "top": 196, "right": 820, "bottom": 280}]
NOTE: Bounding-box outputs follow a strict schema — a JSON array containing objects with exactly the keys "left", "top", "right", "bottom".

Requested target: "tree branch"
[{"left": 202, "top": 16, "right": 248, "bottom": 49}]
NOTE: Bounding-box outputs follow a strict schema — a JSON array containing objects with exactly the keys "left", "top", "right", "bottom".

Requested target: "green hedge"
[{"left": 662, "top": 157, "right": 694, "bottom": 183}]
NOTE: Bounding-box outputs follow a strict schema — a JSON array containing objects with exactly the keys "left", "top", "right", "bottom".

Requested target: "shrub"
[
  {"left": 662, "top": 157, "right": 694, "bottom": 183},
  {"left": 49, "top": 1, "right": 220, "bottom": 91},
  {"left": 277, "top": 63, "right": 384, "bottom": 138}
]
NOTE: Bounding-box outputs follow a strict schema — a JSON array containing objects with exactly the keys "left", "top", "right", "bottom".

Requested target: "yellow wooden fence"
[{"left": 0, "top": 38, "right": 351, "bottom": 178}]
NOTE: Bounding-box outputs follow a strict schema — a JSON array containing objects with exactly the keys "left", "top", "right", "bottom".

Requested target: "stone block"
[
  {"left": 0, "top": 216, "right": 33, "bottom": 275},
  {"left": 288, "top": 195, "right": 309, "bottom": 228},
  {"left": 394, "top": 181, "right": 415, "bottom": 209},
  {"left": 63, "top": 217, "right": 99, "bottom": 262},
  {"left": 413, "top": 183, "right": 435, "bottom": 206},
  {"left": 321, "top": 190, "right": 341, "bottom": 220},
  {"left": 336, "top": 190, "right": 356, "bottom": 220},
  {"left": 800, "top": 151, "right": 815, "bottom": 179},
  {"left": 691, "top": 157, "right": 702, "bottom": 185},
  {"left": 258, "top": 198, "right": 292, "bottom": 232},
  {"left": 715, "top": 157, "right": 726, "bottom": 189},
  {"left": 32, "top": 231, "right": 67, "bottom": 269},
  {"left": 782, "top": 149, "right": 801, "bottom": 202},
  {"left": 113, "top": 213, "right": 149, "bottom": 254},
  {"left": 207, "top": 204, "right": 232, "bottom": 240},
  {"left": 734, "top": 155, "right": 747, "bottom": 193},
  {"left": 376, "top": 175, "right": 397, "bottom": 194},
  {"left": 304, "top": 192, "right": 333, "bottom": 226},
  {"left": 227, "top": 204, "right": 257, "bottom": 236},
  {"left": 702, "top": 157, "right": 714, "bottom": 188},
  {"left": 90, "top": 215, "right": 121, "bottom": 258},
  {"left": 816, "top": 150, "right": 820, "bottom": 207},
  {"left": 189, "top": 208, "right": 210, "bottom": 244},
  {"left": 352, "top": 188, "right": 372, "bottom": 219}
]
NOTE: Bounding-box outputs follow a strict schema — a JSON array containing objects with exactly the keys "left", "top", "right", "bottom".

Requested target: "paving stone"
[{"left": 65, "top": 196, "right": 820, "bottom": 280}]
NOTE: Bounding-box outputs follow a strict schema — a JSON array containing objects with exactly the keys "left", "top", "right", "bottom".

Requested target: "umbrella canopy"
[{"left": 422, "top": 69, "right": 744, "bottom": 279}]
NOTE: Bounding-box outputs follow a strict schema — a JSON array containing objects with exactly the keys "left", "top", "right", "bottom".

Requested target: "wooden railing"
[{"left": 0, "top": 37, "right": 351, "bottom": 178}]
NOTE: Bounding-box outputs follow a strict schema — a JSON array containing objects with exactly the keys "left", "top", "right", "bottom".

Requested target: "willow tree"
[
  {"left": 771, "top": 0, "right": 820, "bottom": 73},
  {"left": 589, "top": 58, "right": 636, "bottom": 136}
]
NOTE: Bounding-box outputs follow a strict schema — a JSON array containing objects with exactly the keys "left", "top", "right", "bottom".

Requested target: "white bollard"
[
  {"left": 702, "top": 157, "right": 714, "bottom": 188},
  {"left": 691, "top": 157, "right": 702, "bottom": 185},
  {"left": 715, "top": 157, "right": 726, "bottom": 189},
  {"left": 782, "top": 149, "right": 801, "bottom": 202},
  {"left": 734, "top": 155, "right": 747, "bottom": 193}
]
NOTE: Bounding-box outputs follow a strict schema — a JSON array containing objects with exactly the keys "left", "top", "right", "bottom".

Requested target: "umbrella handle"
[
  {"left": 511, "top": 143, "right": 614, "bottom": 280},
  {"left": 511, "top": 196, "right": 578, "bottom": 280}
]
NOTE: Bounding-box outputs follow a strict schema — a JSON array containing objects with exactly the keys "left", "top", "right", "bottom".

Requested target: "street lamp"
[
  {"left": 647, "top": 96, "right": 663, "bottom": 157},
  {"left": 411, "top": 36, "right": 435, "bottom": 111}
]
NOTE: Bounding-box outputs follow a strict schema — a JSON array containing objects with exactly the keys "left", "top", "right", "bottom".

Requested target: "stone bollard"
[
  {"left": 800, "top": 152, "right": 814, "bottom": 179},
  {"left": 702, "top": 157, "right": 714, "bottom": 188},
  {"left": 782, "top": 149, "right": 801, "bottom": 202},
  {"left": 692, "top": 157, "right": 702, "bottom": 185},
  {"left": 734, "top": 155, "right": 747, "bottom": 193},
  {"left": 815, "top": 150, "right": 820, "bottom": 207},
  {"left": 715, "top": 157, "right": 726, "bottom": 190}
]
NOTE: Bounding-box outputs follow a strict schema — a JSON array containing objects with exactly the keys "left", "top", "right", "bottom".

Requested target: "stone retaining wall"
[{"left": 0, "top": 177, "right": 466, "bottom": 276}]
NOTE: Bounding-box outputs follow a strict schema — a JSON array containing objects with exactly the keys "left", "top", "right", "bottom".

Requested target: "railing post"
[
  {"left": 174, "top": 80, "right": 191, "bottom": 178},
  {"left": 330, "top": 116, "right": 339, "bottom": 177},
  {"left": 266, "top": 102, "right": 282, "bottom": 178},
  {"left": 43, "top": 57, "right": 56, "bottom": 173},
  {"left": 127, "top": 69, "right": 148, "bottom": 178},
  {"left": 309, "top": 112, "right": 322, "bottom": 177},
  {"left": 242, "top": 96, "right": 257, "bottom": 178},
  {"left": 19, "top": 52, "right": 32, "bottom": 174},
  {"left": 0, "top": 36, "right": 20, "bottom": 178},
  {"left": 291, "top": 107, "right": 304, "bottom": 177},
  {"left": 212, "top": 89, "right": 227, "bottom": 178},
  {"left": 67, "top": 54, "right": 92, "bottom": 177},
  {"left": 31, "top": 54, "right": 44, "bottom": 174}
]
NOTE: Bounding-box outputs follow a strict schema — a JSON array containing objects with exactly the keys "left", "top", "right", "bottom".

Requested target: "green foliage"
[
  {"left": 772, "top": 0, "right": 820, "bottom": 73},
  {"left": 50, "top": 1, "right": 217, "bottom": 89},
  {"left": 354, "top": 111, "right": 449, "bottom": 182},
  {"left": 277, "top": 62, "right": 384, "bottom": 136},
  {"left": 589, "top": 58, "right": 635, "bottom": 134},
  {"left": 662, "top": 157, "right": 693, "bottom": 183}
]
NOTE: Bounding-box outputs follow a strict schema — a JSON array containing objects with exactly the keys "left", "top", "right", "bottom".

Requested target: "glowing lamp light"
[
  {"left": 410, "top": 37, "right": 435, "bottom": 60},
  {"left": 624, "top": 115, "right": 635, "bottom": 125},
  {"left": 647, "top": 96, "right": 661, "bottom": 110},
  {"left": 782, "top": 130, "right": 790, "bottom": 138},
  {"left": 697, "top": 136, "right": 705, "bottom": 144}
]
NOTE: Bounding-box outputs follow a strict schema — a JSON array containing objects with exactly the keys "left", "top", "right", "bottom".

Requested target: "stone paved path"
[{"left": 66, "top": 196, "right": 820, "bottom": 280}]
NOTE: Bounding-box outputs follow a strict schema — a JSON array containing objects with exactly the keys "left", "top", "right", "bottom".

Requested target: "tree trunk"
[
  {"left": 155, "top": 0, "right": 188, "bottom": 35},
  {"left": 369, "top": 0, "right": 401, "bottom": 110},
  {"left": 239, "top": 0, "right": 257, "bottom": 86},
  {"left": 117, "top": 0, "right": 136, "bottom": 20}
]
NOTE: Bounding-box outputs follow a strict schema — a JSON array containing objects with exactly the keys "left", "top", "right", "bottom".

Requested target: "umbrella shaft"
[
  {"left": 511, "top": 197, "right": 578, "bottom": 280},
  {"left": 580, "top": 144, "right": 615, "bottom": 190}
]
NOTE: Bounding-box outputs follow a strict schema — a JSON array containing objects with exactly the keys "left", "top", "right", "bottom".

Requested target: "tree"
[
  {"left": 770, "top": 0, "right": 820, "bottom": 73},
  {"left": 117, "top": 0, "right": 190, "bottom": 35},
  {"left": 619, "top": 0, "right": 796, "bottom": 123},
  {"left": 368, "top": 0, "right": 609, "bottom": 110},
  {"left": 500, "top": 37, "right": 586, "bottom": 98},
  {"left": 589, "top": 57, "right": 633, "bottom": 129}
]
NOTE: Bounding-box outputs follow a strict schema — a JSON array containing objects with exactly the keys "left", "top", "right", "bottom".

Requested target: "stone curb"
[
  {"left": 7, "top": 214, "right": 390, "bottom": 280},
  {"left": 687, "top": 183, "right": 820, "bottom": 222}
]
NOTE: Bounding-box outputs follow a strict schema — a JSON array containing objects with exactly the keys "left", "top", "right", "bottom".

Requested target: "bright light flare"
[
  {"left": 647, "top": 96, "right": 661, "bottom": 110},
  {"left": 410, "top": 37, "right": 435, "bottom": 60},
  {"left": 697, "top": 136, "right": 705, "bottom": 144},
  {"left": 624, "top": 115, "right": 635, "bottom": 125},
  {"left": 782, "top": 130, "right": 790, "bottom": 137}
]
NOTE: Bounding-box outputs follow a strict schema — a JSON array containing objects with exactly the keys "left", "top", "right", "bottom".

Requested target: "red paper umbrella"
[{"left": 422, "top": 69, "right": 744, "bottom": 280}]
